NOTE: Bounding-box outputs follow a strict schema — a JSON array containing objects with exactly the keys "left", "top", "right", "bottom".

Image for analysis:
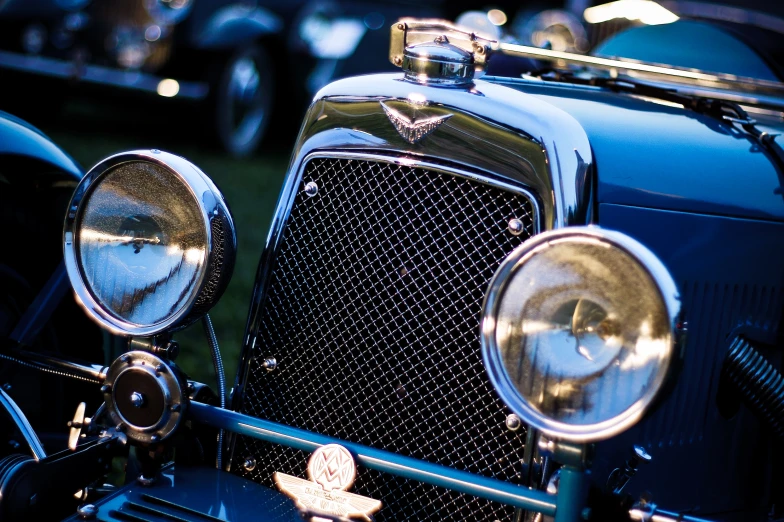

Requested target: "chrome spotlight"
[
  {"left": 64, "top": 150, "right": 236, "bottom": 336},
  {"left": 481, "top": 226, "right": 681, "bottom": 442}
]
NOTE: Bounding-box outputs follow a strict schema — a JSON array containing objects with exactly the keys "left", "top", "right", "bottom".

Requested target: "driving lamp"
[
  {"left": 481, "top": 227, "right": 681, "bottom": 442},
  {"left": 64, "top": 150, "right": 236, "bottom": 336}
]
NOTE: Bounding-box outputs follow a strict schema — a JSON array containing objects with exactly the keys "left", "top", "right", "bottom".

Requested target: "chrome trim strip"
[
  {"left": 480, "top": 226, "right": 682, "bottom": 442},
  {"left": 0, "top": 388, "right": 46, "bottom": 461},
  {"left": 300, "top": 151, "right": 542, "bottom": 231},
  {"left": 191, "top": 401, "right": 558, "bottom": 516},
  {"left": 0, "top": 50, "right": 209, "bottom": 100}
]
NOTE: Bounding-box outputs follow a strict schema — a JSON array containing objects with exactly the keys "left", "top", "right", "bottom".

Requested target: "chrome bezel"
[
  {"left": 481, "top": 226, "right": 681, "bottom": 442},
  {"left": 103, "top": 350, "right": 185, "bottom": 444},
  {"left": 63, "top": 149, "right": 230, "bottom": 337}
]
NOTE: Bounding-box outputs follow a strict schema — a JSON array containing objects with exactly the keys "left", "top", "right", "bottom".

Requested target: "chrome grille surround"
[
  {"left": 229, "top": 73, "right": 593, "bottom": 521},
  {"left": 231, "top": 152, "right": 538, "bottom": 520}
]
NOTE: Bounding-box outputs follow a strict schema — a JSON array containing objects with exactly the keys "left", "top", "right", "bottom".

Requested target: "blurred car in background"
[{"left": 0, "top": 0, "right": 442, "bottom": 156}]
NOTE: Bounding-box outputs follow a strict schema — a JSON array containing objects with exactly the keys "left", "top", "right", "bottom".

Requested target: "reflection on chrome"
[
  {"left": 492, "top": 235, "right": 673, "bottom": 429},
  {"left": 76, "top": 161, "right": 208, "bottom": 327},
  {"left": 80, "top": 230, "right": 205, "bottom": 326}
]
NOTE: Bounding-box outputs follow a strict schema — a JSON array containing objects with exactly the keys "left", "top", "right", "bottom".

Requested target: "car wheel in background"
[{"left": 212, "top": 44, "right": 273, "bottom": 157}]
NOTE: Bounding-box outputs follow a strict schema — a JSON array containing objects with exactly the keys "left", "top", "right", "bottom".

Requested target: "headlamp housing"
[
  {"left": 64, "top": 150, "right": 236, "bottom": 337},
  {"left": 481, "top": 226, "right": 681, "bottom": 442}
]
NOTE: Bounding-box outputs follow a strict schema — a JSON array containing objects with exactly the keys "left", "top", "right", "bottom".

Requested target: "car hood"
[{"left": 489, "top": 77, "right": 784, "bottom": 222}]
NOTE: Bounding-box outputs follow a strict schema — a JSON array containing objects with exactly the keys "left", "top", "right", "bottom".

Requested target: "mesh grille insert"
[{"left": 233, "top": 156, "right": 537, "bottom": 521}]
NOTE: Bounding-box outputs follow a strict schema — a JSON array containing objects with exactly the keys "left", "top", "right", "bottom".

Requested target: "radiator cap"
[{"left": 402, "top": 37, "right": 474, "bottom": 85}]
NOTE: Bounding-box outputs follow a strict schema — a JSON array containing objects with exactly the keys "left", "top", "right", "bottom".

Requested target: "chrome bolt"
[
  {"left": 77, "top": 503, "right": 97, "bottom": 519},
  {"left": 304, "top": 181, "right": 318, "bottom": 197},
  {"left": 262, "top": 357, "right": 277, "bottom": 372},
  {"left": 397, "top": 23, "right": 405, "bottom": 30},
  {"left": 508, "top": 218, "right": 524, "bottom": 236},
  {"left": 137, "top": 474, "right": 155, "bottom": 486},
  {"left": 150, "top": 434, "right": 160, "bottom": 443},
  {"left": 151, "top": 149, "right": 161, "bottom": 154},
  {"left": 243, "top": 457, "right": 257, "bottom": 472},
  {"left": 130, "top": 392, "right": 145, "bottom": 408},
  {"left": 100, "top": 384, "right": 111, "bottom": 394},
  {"left": 505, "top": 414, "right": 522, "bottom": 432},
  {"left": 170, "top": 403, "right": 181, "bottom": 412},
  {"left": 120, "top": 354, "right": 130, "bottom": 364},
  {"left": 633, "top": 445, "right": 652, "bottom": 463},
  {"left": 434, "top": 35, "right": 448, "bottom": 44},
  {"left": 155, "top": 364, "right": 166, "bottom": 374},
  {"left": 538, "top": 436, "right": 556, "bottom": 456}
]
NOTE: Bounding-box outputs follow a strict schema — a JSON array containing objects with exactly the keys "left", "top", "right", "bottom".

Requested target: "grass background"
[{"left": 41, "top": 99, "right": 293, "bottom": 389}]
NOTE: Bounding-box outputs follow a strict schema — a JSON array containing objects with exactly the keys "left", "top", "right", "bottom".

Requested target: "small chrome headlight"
[
  {"left": 481, "top": 226, "right": 680, "bottom": 442},
  {"left": 64, "top": 150, "right": 236, "bottom": 336}
]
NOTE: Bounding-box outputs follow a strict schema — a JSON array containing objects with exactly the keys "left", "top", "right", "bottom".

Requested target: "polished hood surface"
[{"left": 489, "top": 77, "right": 784, "bottom": 222}]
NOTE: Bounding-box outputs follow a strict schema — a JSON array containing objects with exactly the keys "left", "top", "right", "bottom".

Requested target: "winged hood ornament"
[
  {"left": 274, "top": 444, "right": 382, "bottom": 521},
  {"left": 381, "top": 101, "right": 452, "bottom": 144}
]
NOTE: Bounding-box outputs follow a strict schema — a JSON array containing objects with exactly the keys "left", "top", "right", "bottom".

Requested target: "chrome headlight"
[
  {"left": 481, "top": 227, "right": 680, "bottom": 442},
  {"left": 64, "top": 150, "right": 236, "bottom": 336}
]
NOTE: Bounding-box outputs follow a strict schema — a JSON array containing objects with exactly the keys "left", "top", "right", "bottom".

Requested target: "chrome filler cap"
[{"left": 402, "top": 37, "right": 474, "bottom": 85}]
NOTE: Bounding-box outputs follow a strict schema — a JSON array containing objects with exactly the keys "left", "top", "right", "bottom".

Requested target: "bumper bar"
[{"left": 188, "top": 401, "right": 558, "bottom": 517}]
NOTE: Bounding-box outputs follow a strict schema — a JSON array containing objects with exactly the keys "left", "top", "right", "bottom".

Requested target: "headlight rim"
[
  {"left": 64, "top": 149, "right": 234, "bottom": 337},
  {"left": 481, "top": 225, "right": 681, "bottom": 442}
]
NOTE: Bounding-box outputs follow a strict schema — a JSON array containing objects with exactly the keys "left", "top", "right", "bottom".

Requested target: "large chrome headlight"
[
  {"left": 64, "top": 150, "right": 236, "bottom": 336},
  {"left": 481, "top": 227, "right": 681, "bottom": 442}
]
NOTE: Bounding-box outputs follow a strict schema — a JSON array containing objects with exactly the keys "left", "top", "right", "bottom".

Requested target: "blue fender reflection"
[{"left": 0, "top": 111, "right": 81, "bottom": 180}]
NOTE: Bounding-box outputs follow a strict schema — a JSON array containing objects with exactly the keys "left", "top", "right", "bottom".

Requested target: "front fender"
[
  {"left": 0, "top": 111, "right": 82, "bottom": 182},
  {"left": 192, "top": 4, "right": 283, "bottom": 50}
]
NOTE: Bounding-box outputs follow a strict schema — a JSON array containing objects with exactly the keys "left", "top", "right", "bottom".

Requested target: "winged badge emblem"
[
  {"left": 274, "top": 444, "right": 382, "bottom": 521},
  {"left": 381, "top": 101, "right": 452, "bottom": 144}
]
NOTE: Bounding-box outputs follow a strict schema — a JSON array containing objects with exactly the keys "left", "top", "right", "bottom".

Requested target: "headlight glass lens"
[
  {"left": 77, "top": 162, "right": 207, "bottom": 327},
  {"left": 483, "top": 228, "right": 679, "bottom": 441}
]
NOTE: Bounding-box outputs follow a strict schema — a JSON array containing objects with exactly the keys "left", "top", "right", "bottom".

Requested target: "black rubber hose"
[{"left": 724, "top": 336, "right": 784, "bottom": 438}]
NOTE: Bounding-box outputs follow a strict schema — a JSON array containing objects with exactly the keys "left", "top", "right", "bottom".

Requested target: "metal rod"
[
  {"left": 497, "top": 42, "right": 784, "bottom": 96},
  {"left": 188, "top": 401, "right": 558, "bottom": 516},
  {"left": 0, "top": 388, "right": 46, "bottom": 460},
  {"left": 0, "top": 345, "right": 107, "bottom": 384},
  {"left": 554, "top": 467, "right": 589, "bottom": 522}
]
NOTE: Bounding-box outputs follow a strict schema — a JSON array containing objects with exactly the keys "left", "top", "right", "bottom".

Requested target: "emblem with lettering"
[
  {"left": 381, "top": 101, "right": 452, "bottom": 144},
  {"left": 274, "top": 444, "right": 382, "bottom": 520}
]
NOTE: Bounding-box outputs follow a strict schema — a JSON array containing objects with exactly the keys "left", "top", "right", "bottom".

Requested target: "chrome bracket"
[{"left": 389, "top": 19, "right": 494, "bottom": 73}]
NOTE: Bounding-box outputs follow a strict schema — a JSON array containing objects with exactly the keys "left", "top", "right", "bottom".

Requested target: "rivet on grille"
[
  {"left": 508, "top": 218, "right": 524, "bottom": 236},
  {"left": 505, "top": 413, "right": 522, "bottom": 431},
  {"left": 243, "top": 457, "right": 257, "bottom": 471},
  {"left": 262, "top": 357, "right": 277, "bottom": 372},
  {"left": 304, "top": 181, "right": 318, "bottom": 197}
]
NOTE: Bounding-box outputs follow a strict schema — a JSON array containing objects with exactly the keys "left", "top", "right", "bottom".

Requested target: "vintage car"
[
  {"left": 0, "top": 11, "right": 783, "bottom": 522},
  {"left": 0, "top": 0, "right": 443, "bottom": 156}
]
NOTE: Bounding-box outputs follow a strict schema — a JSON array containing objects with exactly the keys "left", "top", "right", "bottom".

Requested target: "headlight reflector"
[
  {"left": 64, "top": 150, "right": 236, "bottom": 336},
  {"left": 481, "top": 227, "right": 680, "bottom": 442}
]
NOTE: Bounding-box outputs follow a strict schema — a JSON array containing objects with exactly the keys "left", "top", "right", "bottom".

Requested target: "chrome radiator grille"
[{"left": 232, "top": 156, "right": 537, "bottom": 521}]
